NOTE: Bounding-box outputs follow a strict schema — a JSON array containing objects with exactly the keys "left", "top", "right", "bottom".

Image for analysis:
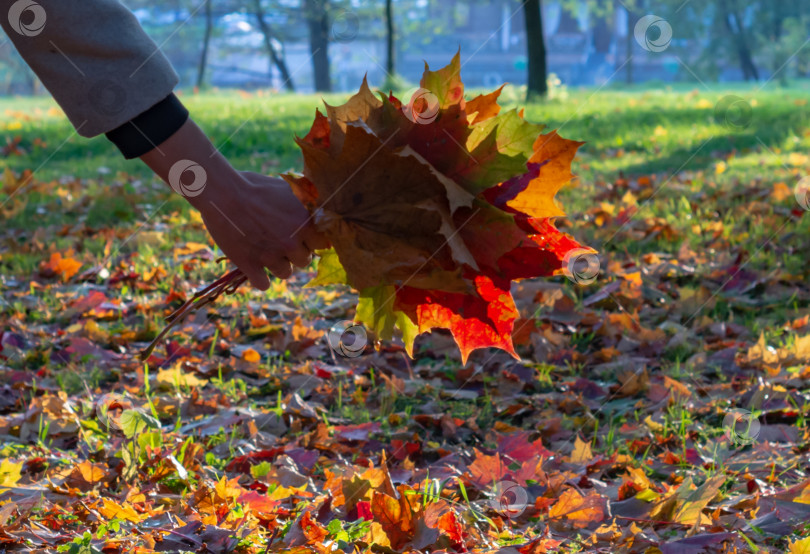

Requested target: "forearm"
[{"left": 140, "top": 118, "right": 238, "bottom": 211}]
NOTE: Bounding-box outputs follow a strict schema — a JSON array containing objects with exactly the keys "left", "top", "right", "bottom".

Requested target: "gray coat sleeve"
[{"left": 0, "top": 0, "right": 180, "bottom": 137}]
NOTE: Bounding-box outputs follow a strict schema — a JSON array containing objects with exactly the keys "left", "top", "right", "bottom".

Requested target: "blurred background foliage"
[{"left": 1, "top": 0, "right": 808, "bottom": 99}]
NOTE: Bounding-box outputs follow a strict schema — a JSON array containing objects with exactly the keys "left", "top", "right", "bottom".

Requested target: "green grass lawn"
[{"left": 3, "top": 82, "right": 809, "bottom": 181}]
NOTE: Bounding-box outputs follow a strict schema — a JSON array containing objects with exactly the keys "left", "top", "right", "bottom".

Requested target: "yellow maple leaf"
[
  {"left": 98, "top": 498, "right": 144, "bottom": 523},
  {"left": 788, "top": 537, "right": 810, "bottom": 554},
  {"left": 157, "top": 366, "right": 208, "bottom": 388},
  {"left": 0, "top": 459, "right": 23, "bottom": 489},
  {"left": 570, "top": 436, "right": 593, "bottom": 463}
]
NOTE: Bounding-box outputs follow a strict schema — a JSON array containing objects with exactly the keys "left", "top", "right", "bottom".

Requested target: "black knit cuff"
[{"left": 105, "top": 93, "right": 189, "bottom": 159}]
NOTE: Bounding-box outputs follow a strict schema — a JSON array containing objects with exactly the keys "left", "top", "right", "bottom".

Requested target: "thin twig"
[{"left": 140, "top": 268, "right": 247, "bottom": 360}]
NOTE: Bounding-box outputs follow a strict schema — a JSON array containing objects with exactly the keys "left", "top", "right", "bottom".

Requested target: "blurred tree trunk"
[
  {"left": 305, "top": 0, "right": 332, "bottom": 92},
  {"left": 523, "top": 0, "right": 547, "bottom": 99},
  {"left": 720, "top": 0, "right": 759, "bottom": 80},
  {"left": 196, "top": 0, "right": 213, "bottom": 89},
  {"left": 623, "top": 0, "right": 642, "bottom": 84},
  {"left": 385, "top": 0, "right": 395, "bottom": 79},
  {"left": 253, "top": 0, "right": 295, "bottom": 91}
]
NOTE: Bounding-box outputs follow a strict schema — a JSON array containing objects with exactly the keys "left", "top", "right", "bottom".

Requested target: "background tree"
[
  {"left": 718, "top": 0, "right": 758, "bottom": 80},
  {"left": 621, "top": 0, "right": 642, "bottom": 84},
  {"left": 304, "top": 0, "right": 332, "bottom": 92},
  {"left": 384, "top": 0, "right": 395, "bottom": 85},
  {"left": 523, "top": 0, "right": 547, "bottom": 99},
  {"left": 196, "top": 0, "right": 214, "bottom": 88},
  {"left": 252, "top": 0, "right": 296, "bottom": 91}
]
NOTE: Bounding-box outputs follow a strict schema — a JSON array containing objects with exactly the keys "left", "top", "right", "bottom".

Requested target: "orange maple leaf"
[
  {"left": 39, "top": 251, "right": 82, "bottom": 281},
  {"left": 548, "top": 488, "right": 606, "bottom": 529}
]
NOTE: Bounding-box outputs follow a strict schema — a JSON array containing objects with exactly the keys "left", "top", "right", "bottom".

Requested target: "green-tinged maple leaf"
[
  {"left": 459, "top": 109, "right": 547, "bottom": 193},
  {"left": 119, "top": 409, "right": 160, "bottom": 439},
  {"left": 306, "top": 248, "right": 347, "bottom": 287},
  {"left": 671, "top": 475, "right": 725, "bottom": 525},
  {"left": 420, "top": 50, "right": 464, "bottom": 109},
  {"left": 356, "top": 286, "right": 418, "bottom": 351}
]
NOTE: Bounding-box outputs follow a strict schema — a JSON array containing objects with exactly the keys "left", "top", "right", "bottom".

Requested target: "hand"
[
  {"left": 140, "top": 119, "right": 328, "bottom": 290},
  {"left": 198, "top": 171, "right": 328, "bottom": 289}
]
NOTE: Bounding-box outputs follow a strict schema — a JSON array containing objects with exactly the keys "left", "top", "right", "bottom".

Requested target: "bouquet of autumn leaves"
[
  {"left": 282, "top": 53, "right": 593, "bottom": 363},
  {"left": 145, "top": 53, "right": 594, "bottom": 363}
]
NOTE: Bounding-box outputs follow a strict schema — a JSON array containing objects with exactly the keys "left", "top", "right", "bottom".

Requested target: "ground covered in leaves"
[{"left": 1, "top": 85, "right": 810, "bottom": 553}]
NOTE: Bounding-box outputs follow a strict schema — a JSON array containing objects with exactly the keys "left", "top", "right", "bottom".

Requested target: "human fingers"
[
  {"left": 286, "top": 243, "right": 313, "bottom": 268},
  {"left": 263, "top": 256, "right": 293, "bottom": 280},
  {"left": 236, "top": 261, "right": 270, "bottom": 291},
  {"left": 301, "top": 226, "right": 329, "bottom": 251}
]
